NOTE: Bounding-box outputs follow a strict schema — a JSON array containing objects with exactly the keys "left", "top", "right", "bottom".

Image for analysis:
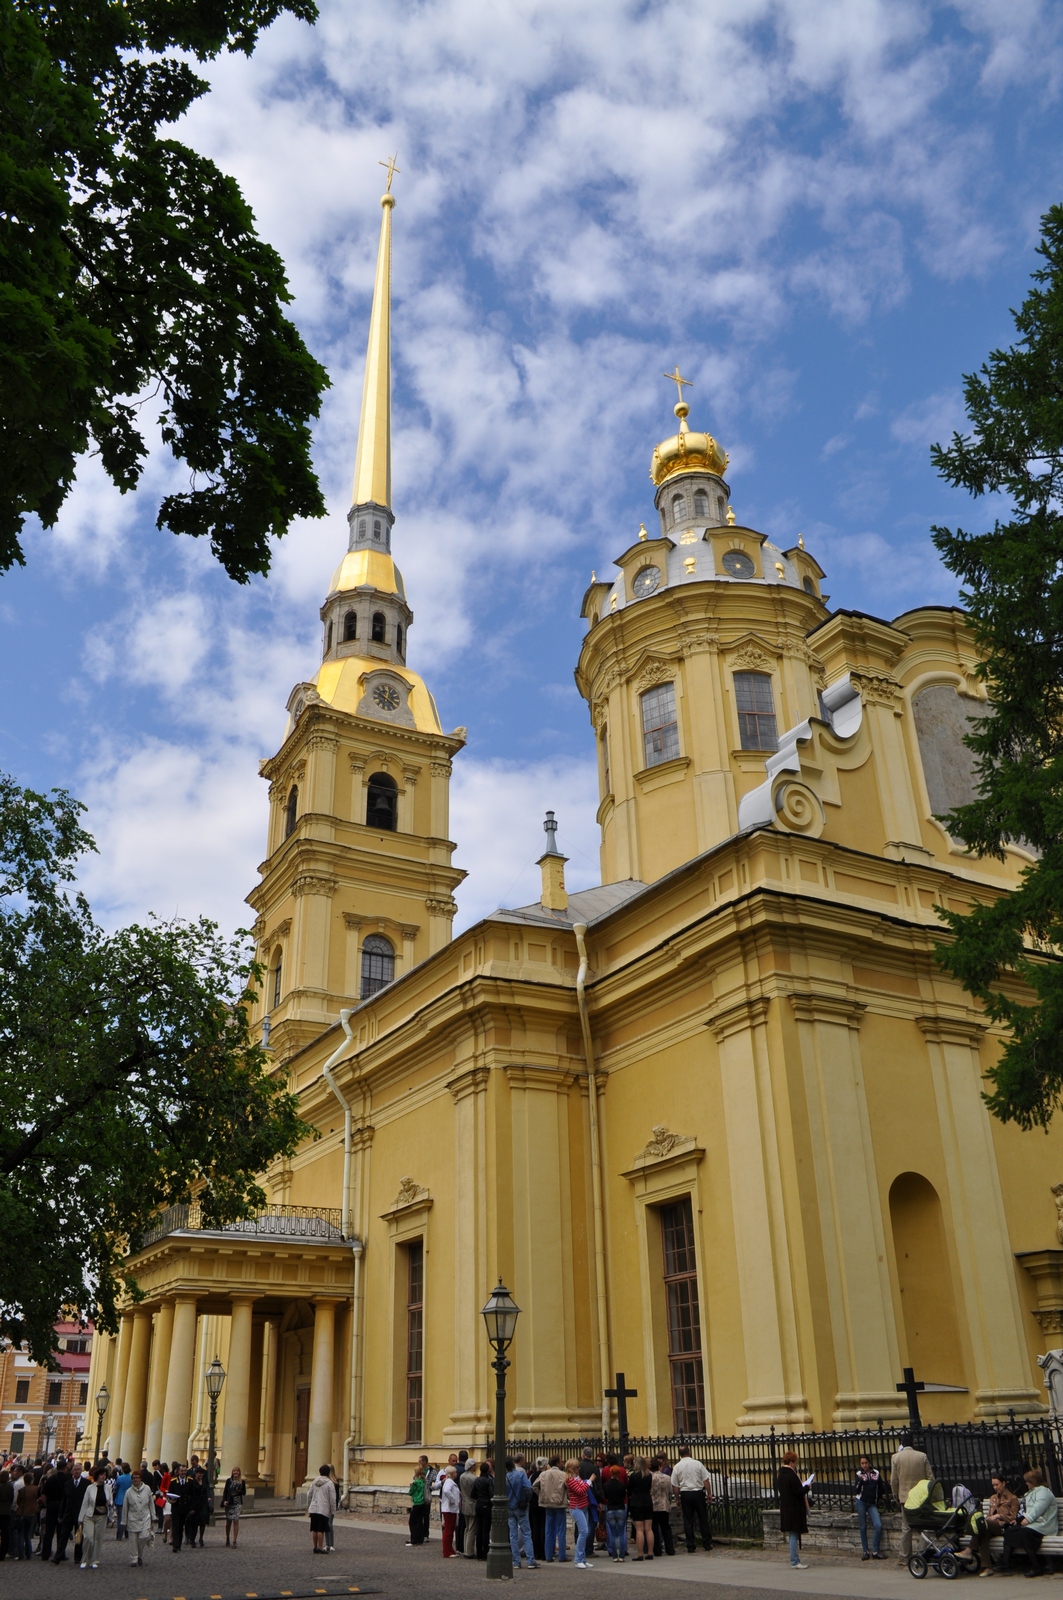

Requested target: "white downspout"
[
  {"left": 573, "top": 922, "right": 611, "bottom": 1437},
  {"left": 320, "top": 1009, "right": 361, "bottom": 1507}
]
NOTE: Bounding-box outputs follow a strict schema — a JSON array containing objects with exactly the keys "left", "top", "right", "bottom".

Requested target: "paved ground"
[{"left": 5, "top": 1510, "right": 1063, "bottom": 1600}]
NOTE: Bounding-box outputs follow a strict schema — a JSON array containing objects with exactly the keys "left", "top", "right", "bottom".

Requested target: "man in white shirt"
[{"left": 671, "top": 1449, "right": 713, "bottom": 1553}]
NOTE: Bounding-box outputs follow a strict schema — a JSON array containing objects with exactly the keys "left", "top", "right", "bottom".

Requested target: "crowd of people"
[
  {"left": 407, "top": 1445, "right": 715, "bottom": 1568},
  {"left": 0, "top": 1451, "right": 248, "bottom": 1569}
]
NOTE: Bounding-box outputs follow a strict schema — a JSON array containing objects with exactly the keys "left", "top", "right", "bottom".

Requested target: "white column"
[
  {"left": 160, "top": 1295, "right": 199, "bottom": 1463},
  {"left": 220, "top": 1294, "right": 259, "bottom": 1477},
  {"left": 306, "top": 1299, "right": 336, "bottom": 1482}
]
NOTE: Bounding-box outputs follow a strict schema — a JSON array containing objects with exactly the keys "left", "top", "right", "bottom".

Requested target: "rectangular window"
[
  {"left": 15, "top": 1379, "right": 29, "bottom": 1405},
  {"left": 641, "top": 683, "right": 679, "bottom": 768},
  {"left": 47, "top": 1380, "right": 63, "bottom": 1407},
  {"left": 405, "top": 1241, "right": 424, "bottom": 1445},
  {"left": 79, "top": 1382, "right": 88, "bottom": 1406},
  {"left": 661, "top": 1197, "right": 706, "bottom": 1434},
  {"left": 601, "top": 728, "right": 611, "bottom": 796},
  {"left": 734, "top": 671, "right": 778, "bottom": 751}
]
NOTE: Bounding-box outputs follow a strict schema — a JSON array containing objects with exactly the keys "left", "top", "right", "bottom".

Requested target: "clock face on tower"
[
  {"left": 631, "top": 565, "right": 662, "bottom": 598},
  {"left": 372, "top": 683, "right": 401, "bottom": 712}
]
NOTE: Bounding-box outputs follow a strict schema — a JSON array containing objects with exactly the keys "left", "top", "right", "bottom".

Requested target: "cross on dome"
[{"left": 379, "top": 153, "right": 401, "bottom": 192}]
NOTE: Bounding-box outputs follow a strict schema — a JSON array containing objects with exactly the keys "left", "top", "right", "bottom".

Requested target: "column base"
[
  {"left": 974, "top": 1388, "right": 1045, "bottom": 1419},
  {"left": 736, "top": 1394, "right": 814, "bottom": 1431},
  {"left": 832, "top": 1393, "right": 910, "bottom": 1427}
]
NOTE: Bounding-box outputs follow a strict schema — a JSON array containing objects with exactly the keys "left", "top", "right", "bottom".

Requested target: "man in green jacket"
[{"left": 407, "top": 1468, "right": 429, "bottom": 1547}]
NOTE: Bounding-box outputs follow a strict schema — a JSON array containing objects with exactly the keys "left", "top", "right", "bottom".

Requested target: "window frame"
[
  {"left": 371, "top": 611, "right": 387, "bottom": 642},
  {"left": 733, "top": 670, "right": 778, "bottom": 752},
  {"left": 404, "top": 1239, "right": 425, "bottom": 1445},
  {"left": 361, "top": 933, "right": 395, "bottom": 998},
  {"left": 640, "top": 681, "right": 680, "bottom": 769},
  {"left": 660, "top": 1196, "right": 707, "bottom": 1435},
  {"left": 365, "top": 771, "right": 399, "bottom": 831}
]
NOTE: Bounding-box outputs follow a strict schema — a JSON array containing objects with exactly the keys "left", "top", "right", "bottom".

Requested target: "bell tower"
[{"left": 249, "top": 168, "right": 466, "bottom": 1062}]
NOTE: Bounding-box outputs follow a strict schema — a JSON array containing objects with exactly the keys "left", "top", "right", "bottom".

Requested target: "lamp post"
[
  {"left": 481, "top": 1279, "right": 520, "bottom": 1580},
  {"left": 204, "top": 1355, "right": 226, "bottom": 1494},
  {"left": 93, "top": 1383, "right": 109, "bottom": 1466}
]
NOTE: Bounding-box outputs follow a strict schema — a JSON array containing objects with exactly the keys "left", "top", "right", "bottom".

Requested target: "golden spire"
[{"left": 351, "top": 162, "right": 399, "bottom": 510}]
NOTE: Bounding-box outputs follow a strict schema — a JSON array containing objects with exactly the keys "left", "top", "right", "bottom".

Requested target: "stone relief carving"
[
  {"left": 393, "top": 1176, "right": 429, "bottom": 1209},
  {"left": 641, "top": 1125, "right": 683, "bottom": 1157},
  {"left": 731, "top": 644, "right": 772, "bottom": 672},
  {"left": 1052, "top": 1182, "right": 1063, "bottom": 1247},
  {"left": 849, "top": 670, "right": 900, "bottom": 708},
  {"left": 1039, "top": 1350, "right": 1063, "bottom": 1416},
  {"left": 590, "top": 700, "right": 608, "bottom": 733},
  {"left": 634, "top": 658, "right": 677, "bottom": 693}
]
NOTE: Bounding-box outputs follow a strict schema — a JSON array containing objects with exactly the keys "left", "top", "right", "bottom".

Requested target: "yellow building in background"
[{"left": 89, "top": 181, "right": 1063, "bottom": 1495}]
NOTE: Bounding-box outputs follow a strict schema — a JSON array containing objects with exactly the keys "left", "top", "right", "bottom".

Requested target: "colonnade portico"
[{"left": 85, "top": 1207, "right": 356, "bottom": 1492}]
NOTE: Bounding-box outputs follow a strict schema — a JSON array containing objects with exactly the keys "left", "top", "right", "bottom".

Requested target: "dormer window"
[
  {"left": 344, "top": 610, "right": 357, "bottom": 641},
  {"left": 284, "top": 786, "right": 298, "bottom": 838},
  {"left": 694, "top": 489, "right": 708, "bottom": 518},
  {"left": 372, "top": 612, "right": 387, "bottom": 643},
  {"left": 803, "top": 576, "right": 816, "bottom": 595}
]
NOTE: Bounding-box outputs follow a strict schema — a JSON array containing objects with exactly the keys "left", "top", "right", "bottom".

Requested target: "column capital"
[
  {"left": 706, "top": 993, "right": 771, "bottom": 1041},
  {"left": 916, "top": 1014, "right": 986, "bottom": 1047},
  {"left": 788, "top": 991, "right": 867, "bottom": 1029}
]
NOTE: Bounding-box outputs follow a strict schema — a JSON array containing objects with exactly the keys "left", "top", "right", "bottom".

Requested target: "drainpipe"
[
  {"left": 573, "top": 922, "right": 611, "bottom": 1438},
  {"left": 320, "top": 1009, "right": 361, "bottom": 1507}
]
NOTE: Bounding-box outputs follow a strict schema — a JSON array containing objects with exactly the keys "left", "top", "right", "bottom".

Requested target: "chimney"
[{"left": 537, "top": 810, "right": 568, "bottom": 912}]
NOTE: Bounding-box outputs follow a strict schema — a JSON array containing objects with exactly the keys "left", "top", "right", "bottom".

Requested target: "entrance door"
[{"left": 293, "top": 1386, "right": 310, "bottom": 1490}]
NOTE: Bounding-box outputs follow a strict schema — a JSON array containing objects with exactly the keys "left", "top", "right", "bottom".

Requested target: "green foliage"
[
  {"left": 0, "top": 772, "right": 311, "bottom": 1361},
  {"left": 0, "top": 0, "right": 328, "bottom": 582},
  {"left": 931, "top": 203, "right": 1063, "bottom": 1130}
]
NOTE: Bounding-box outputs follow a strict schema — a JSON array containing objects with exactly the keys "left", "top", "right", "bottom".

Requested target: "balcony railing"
[{"left": 134, "top": 1202, "right": 345, "bottom": 1251}]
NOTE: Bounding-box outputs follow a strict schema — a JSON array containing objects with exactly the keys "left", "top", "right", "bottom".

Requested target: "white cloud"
[{"left": 890, "top": 388, "right": 967, "bottom": 450}]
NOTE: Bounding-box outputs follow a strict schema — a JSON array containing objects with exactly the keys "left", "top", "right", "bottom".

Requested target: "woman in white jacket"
[
  {"left": 123, "top": 1471, "right": 155, "bottom": 1567},
  {"left": 77, "top": 1470, "right": 110, "bottom": 1569}
]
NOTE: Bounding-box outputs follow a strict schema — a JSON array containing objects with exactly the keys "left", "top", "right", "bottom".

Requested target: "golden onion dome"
[{"left": 651, "top": 401, "right": 729, "bottom": 487}]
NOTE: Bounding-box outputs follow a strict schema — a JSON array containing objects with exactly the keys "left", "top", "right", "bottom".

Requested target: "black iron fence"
[
  {"left": 489, "top": 1417, "right": 1063, "bottom": 1539},
  {"left": 134, "top": 1201, "right": 344, "bottom": 1251}
]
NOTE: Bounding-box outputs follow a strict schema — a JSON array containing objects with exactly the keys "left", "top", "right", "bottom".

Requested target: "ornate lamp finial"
[
  {"left": 726, "top": 505, "right": 736, "bottom": 526},
  {"left": 638, "top": 523, "right": 647, "bottom": 541}
]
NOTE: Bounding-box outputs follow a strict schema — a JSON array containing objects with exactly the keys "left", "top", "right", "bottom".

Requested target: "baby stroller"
[{"left": 905, "top": 1479, "right": 979, "bottom": 1579}]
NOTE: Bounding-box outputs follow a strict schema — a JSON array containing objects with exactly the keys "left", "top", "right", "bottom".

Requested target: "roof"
[{"left": 494, "top": 879, "right": 647, "bottom": 928}]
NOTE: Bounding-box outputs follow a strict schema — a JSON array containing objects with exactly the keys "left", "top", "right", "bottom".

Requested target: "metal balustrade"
[{"left": 134, "top": 1201, "right": 344, "bottom": 1250}]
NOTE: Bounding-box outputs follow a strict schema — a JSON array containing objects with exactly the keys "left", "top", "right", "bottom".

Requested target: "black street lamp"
[
  {"left": 481, "top": 1279, "right": 520, "bottom": 1581},
  {"left": 204, "top": 1355, "right": 226, "bottom": 1494},
  {"left": 93, "top": 1383, "right": 109, "bottom": 1466}
]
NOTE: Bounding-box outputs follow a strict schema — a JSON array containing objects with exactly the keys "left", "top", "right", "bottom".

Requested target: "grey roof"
[{"left": 494, "top": 879, "right": 647, "bottom": 928}]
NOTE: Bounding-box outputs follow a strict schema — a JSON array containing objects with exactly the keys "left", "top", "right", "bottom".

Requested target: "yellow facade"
[{"left": 91, "top": 190, "right": 1063, "bottom": 1494}]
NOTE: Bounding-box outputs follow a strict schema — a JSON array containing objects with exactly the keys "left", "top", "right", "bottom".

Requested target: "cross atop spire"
[
  {"left": 663, "top": 365, "right": 692, "bottom": 406},
  {"left": 379, "top": 152, "right": 401, "bottom": 192}
]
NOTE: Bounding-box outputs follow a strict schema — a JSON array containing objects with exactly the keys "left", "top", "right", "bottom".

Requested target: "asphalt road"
[{"left": 1, "top": 1511, "right": 1053, "bottom": 1600}]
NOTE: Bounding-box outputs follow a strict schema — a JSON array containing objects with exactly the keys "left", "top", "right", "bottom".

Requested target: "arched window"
[
  {"left": 373, "top": 520, "right": 382, "bottom": 540},
  {"left": 271, "top": 948, "right": 283, "bottom": 1008},
  {"left": 889, "top": 1173, "right": 966, "bottom": 1392},
  {"left": 366, "top": 771, "right": 398, "bottom": 831},
  {"left": 372, "top": 612, "right": 387, "bottom": 643},
  {"left": 344, "top": 610, "right": 357, "bottom": 641},
  {"left": 734, "top": 672, "right": 777, "bottom": 751},
  {"left": 325, "top": 621, "right": 333, "bottom": 654},
  {"left": 694, "top": 489, "right": 708, "bottom": 518},
  {"left": 284, "top": 786, "right": 298, "bottom": 838},
  {"left": 803, "top": 575, "right": 816, "bottom": 595},
  {"left": 396, "top": 623, "right": 403, "bottom": 656},
  {"left": 641, "top": 683, "right": 679, "bottom": 767},
  {"left": 671, "top": 493, "right": 684, "bottom": 523},
  {"left": 358, "top": 519, "right": 366, "bottom": 539},
  {"left": 360, "top": 933, "right": 395, "bottom": 998}
]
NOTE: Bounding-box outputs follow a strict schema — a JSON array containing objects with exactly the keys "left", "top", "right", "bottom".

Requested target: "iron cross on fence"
[{"left": 605, "top": 1372, "right": 639, "bottom": 1449}]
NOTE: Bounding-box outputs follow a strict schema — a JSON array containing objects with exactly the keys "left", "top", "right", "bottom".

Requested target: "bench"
[{"left": 984, "top": 1497, "right": 1063, "bottom": 1564}]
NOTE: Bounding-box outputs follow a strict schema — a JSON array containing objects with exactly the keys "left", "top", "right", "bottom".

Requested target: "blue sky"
[{"left": 3, "top": 0, "right": 1062, "bottom": 933}]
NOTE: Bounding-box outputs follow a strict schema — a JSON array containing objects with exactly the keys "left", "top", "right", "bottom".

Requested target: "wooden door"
[{"left": 293, "top": 1386, "right": 309, "bottom": 1490}]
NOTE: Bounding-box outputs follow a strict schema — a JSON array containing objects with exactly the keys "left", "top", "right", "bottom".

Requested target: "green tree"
[
  {"left": 0, "top": 773, "right": 310, "bottom": 1362},
  {"left": 0, "top": 0, "right": 328, "bottom": 583},
  {"left": 931, "top": 202, "right": 1063, "bottom": 1130}
]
